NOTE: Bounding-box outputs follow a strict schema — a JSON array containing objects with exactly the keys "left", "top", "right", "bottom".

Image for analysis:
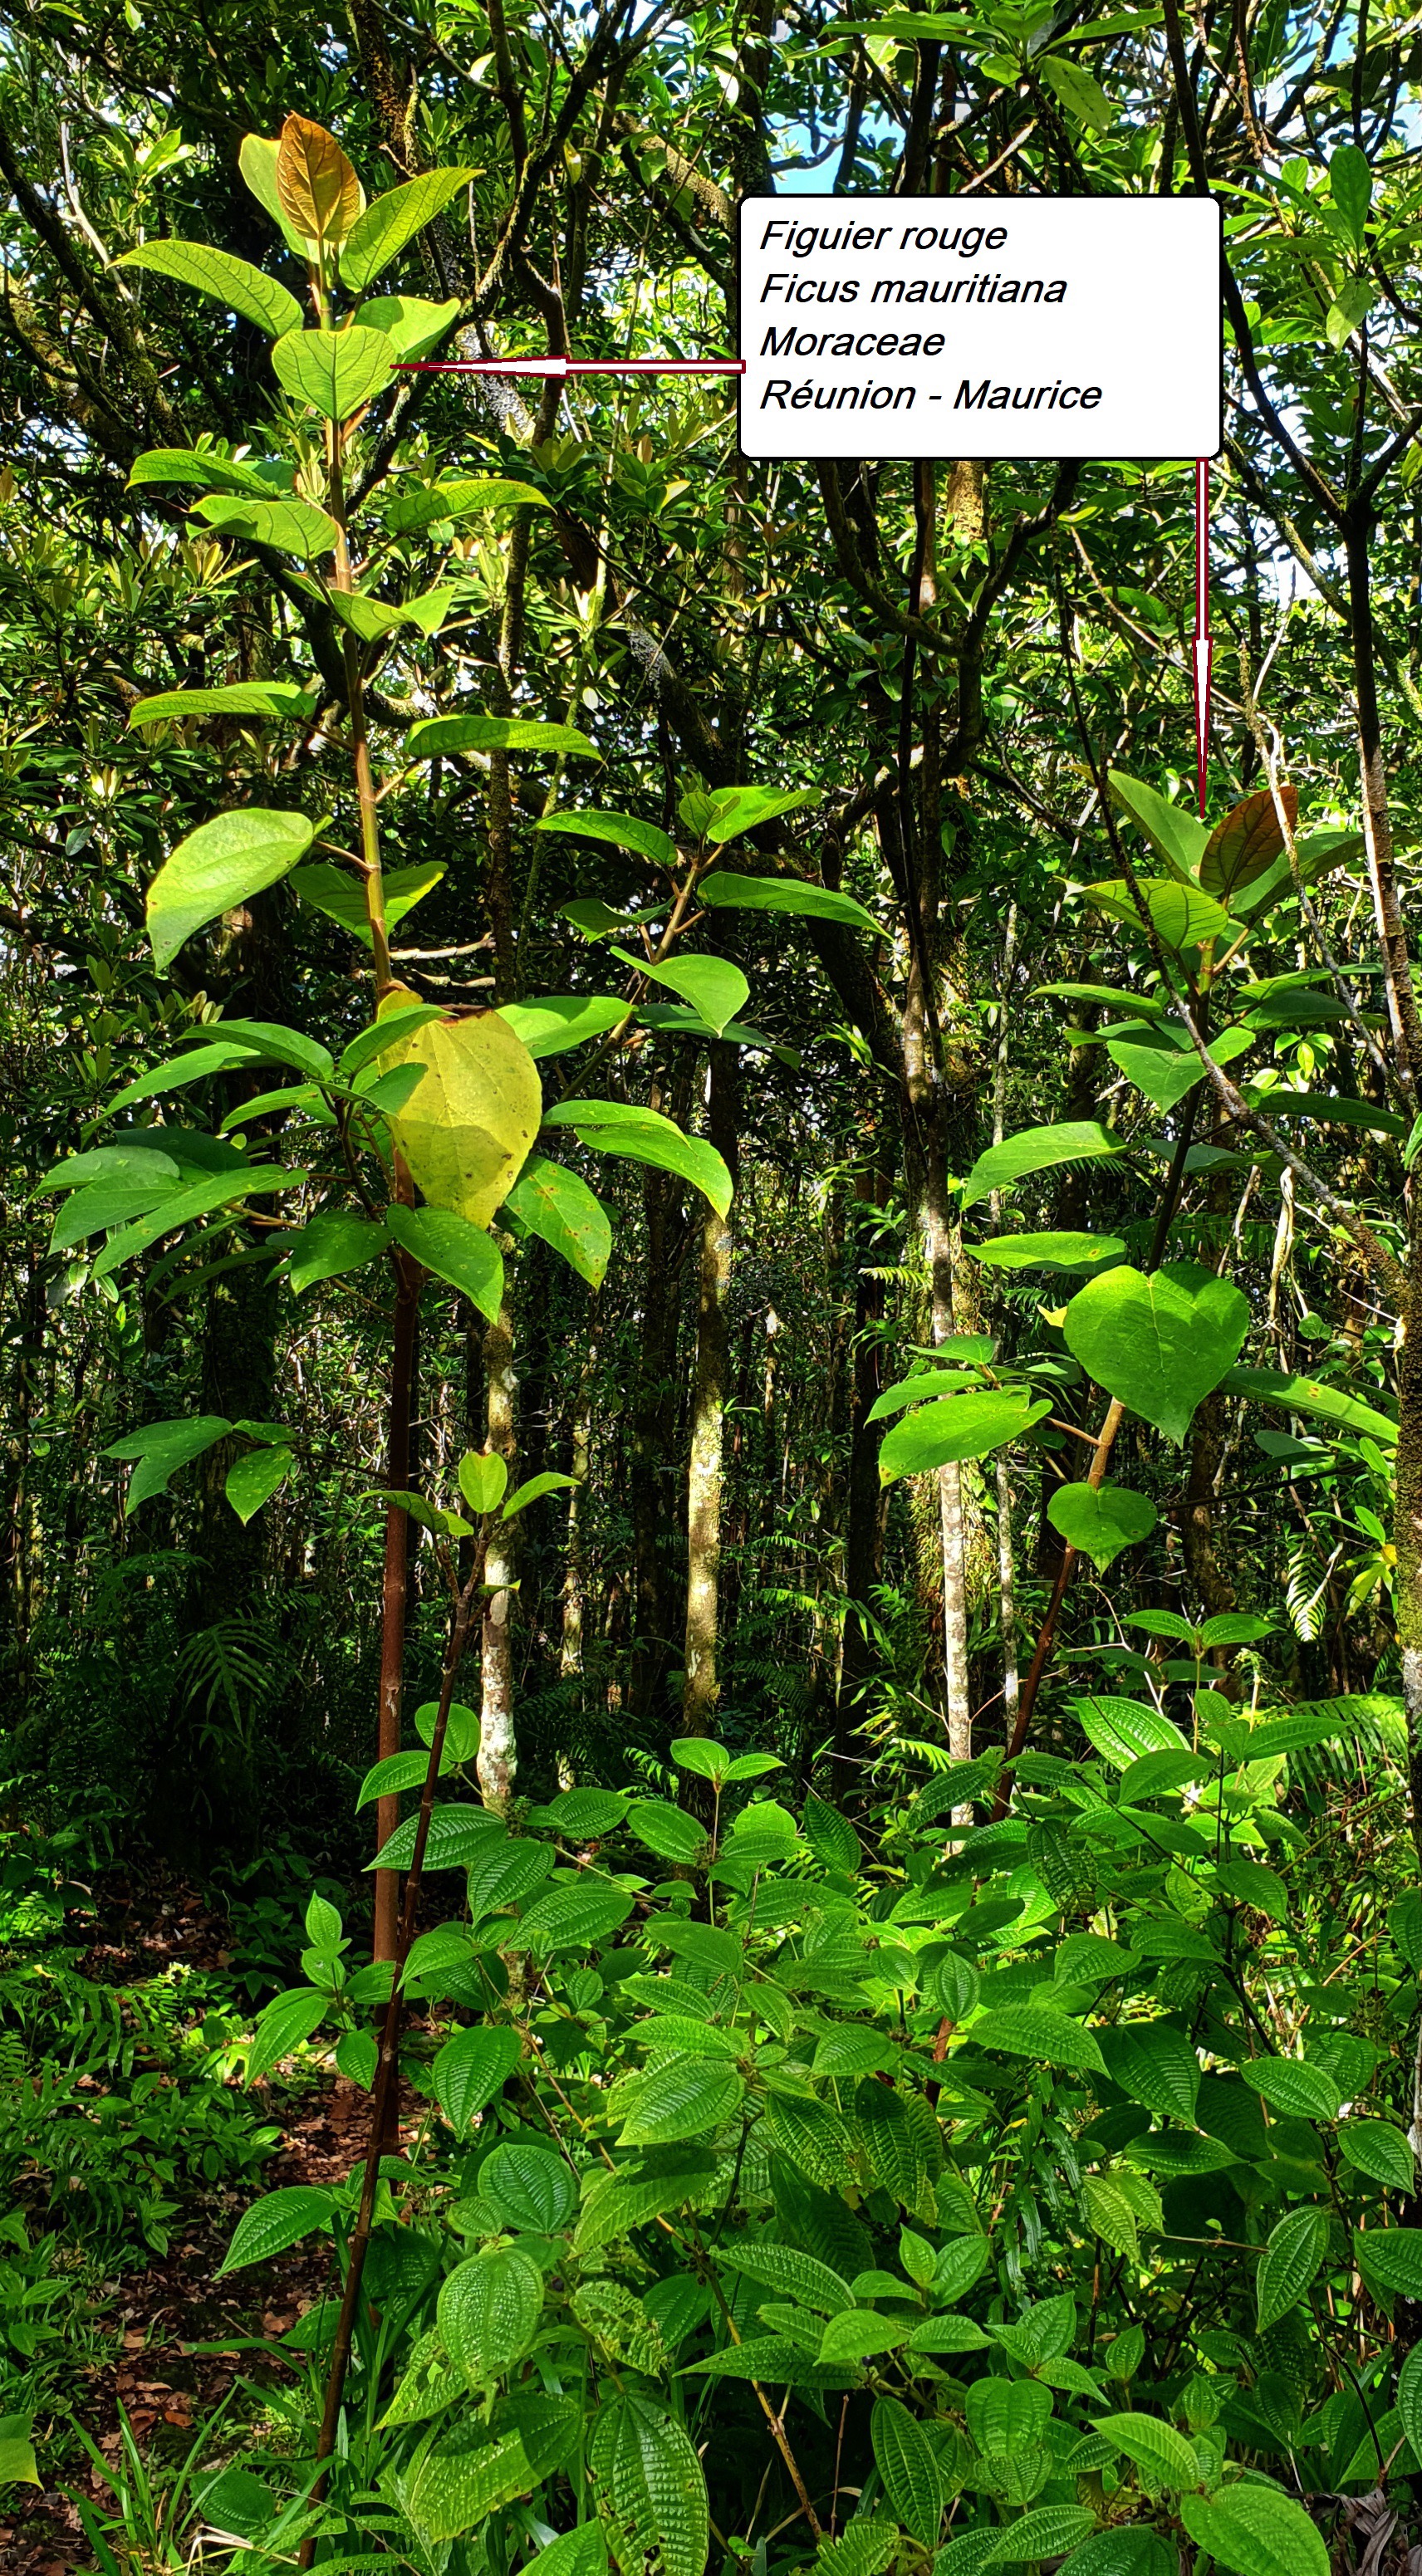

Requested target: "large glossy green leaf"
[
  {"left": 962, "top": 1121, "right": 1125, "bottom": 1212},
  {"left": 91, "top": 1168, "right": 296, "bottom": 1280},
  {"left": 499, "top": 997, "right": 628, "bottom": 1058},
  {"left": 879, "top": 1392, "right": 1051, "bottom": 1483},
  {"left": 51, "top": 1168, "right": 187, "bottom": 1244},
  {"left": 481, "top": 2140, "right": 577, "bottom": 2232},
  {"left": 128, "top": 448, "right": 293, "bottom": 496},
  {"left": 1221, "top": 1367, "right": 1397, "bottom": 1446},
  {"left": 115, "top": 240, "right": 302, "bottom": 338},
  {"left": 271, "top": 326, "right": 396, "bottom": 420},
  {"left": 1336, "top": 2119, "right": 1415, "bottom": 2193},
  {"left": 1047, "top": 1482, "right": 1157, "bottom": 1570},
  {"left": 1062, "top": 1262, "right": 1249, "bottom": 1445},
  {"left": 718, "top": 2241, "right": 854, "bottom": 2315},
  {"left": 194, "top": 495, "right": 339, "bottom": 559},
  {"left": 224, "top": 1444, "right": 293, "bottom": 1524},
  {"left": 698, "top": 869, "right": 880, "bottom": 938},
  {"left": 519, "top": 1876, "right": 635, "bottom": 1951},
  {"left": 104, "top": 1413, "right": 231, "bottom": 1515},
  {"left": 968, "top": 1231, "right": 1125, "bottom": 1273},
  {"left": 384, "top": 476, "right": 550, "bottom": 534},
  {"left": 544, "top": 1099, "right": 732, "bottom": 1216},
  {"left": 620, "top": 951, "right": 749, "bottom": 1036},
  {"left": 130, "top": 681, "right": 317, "bottom": 727},
  {"left": 384, "top": 1204, "right": 504, "bottom": 1324},
  {"left": 535, "top": 808, "right": 674, "bottom": 868},
  {"left": 1106, "top": 1023, "right": 1253, "bottom": 1114},
  {"left": 1107, "top": 771, "right": 1210, "bottom": 883},
  {"left": 405, "top": 713, "right": 598, "bottom": 760},
  {"left": 589, "top": 2393, "right": 709, "bottom": 2576},
  {"left": 704, "top": 785, "right": 818, "bottom": 843},
  {"left": 147, "top": 809, "right": 316, "bottom": 968},
  {"left": 292, "top": 860, "right": 443, "bottom": 944},
  {"left": 339, "top": 167, "right": 475, "bottom": 290},
  {"left": 359, "top": 293, "right": 459, "bottom": 360},
  {"left": 1179, "top": 2486, "right": 1328, "bottom": 2576}
]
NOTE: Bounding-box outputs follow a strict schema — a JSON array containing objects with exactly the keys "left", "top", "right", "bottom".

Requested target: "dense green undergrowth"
[{"left": 8, "top": 1681, "right": 1420, "bottom": 2576}]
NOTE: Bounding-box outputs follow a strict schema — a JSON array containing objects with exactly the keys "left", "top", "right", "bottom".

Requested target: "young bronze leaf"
[
  {"left": 276, "top": 113, "right": 363, "bottom": 252},
  {"left": 1199, "top": 785, "right": 1299, "bottom": 904}
]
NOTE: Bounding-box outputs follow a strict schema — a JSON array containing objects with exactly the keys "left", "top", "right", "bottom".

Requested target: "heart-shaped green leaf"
[{"left": 1062, "top": 1262, "right": 1249, "bottom": 1445}]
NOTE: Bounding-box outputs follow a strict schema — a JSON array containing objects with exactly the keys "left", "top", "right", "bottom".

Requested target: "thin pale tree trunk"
[
  {"left": 478, "top": 1279, "right": 519, "bottom": 1811},
  {"left": 682, "top": 1045, "right": 740, "bottom": 1738}
]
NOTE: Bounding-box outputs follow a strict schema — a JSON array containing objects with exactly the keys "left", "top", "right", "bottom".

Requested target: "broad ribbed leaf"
[
  {"left": 194, "top": 495, "right": 339, "bottom": 559},
  {"left": 370, "top": 1802, "right": 503, "bottom": 1873},
  {"left": 116, "top": 240, "right": 302, "bottom": 337},
  {"left": 519, "top": 1876, "right": 635, "bottom": 1952},
  {"left": 1256, "top": 2206, "right": 1328, "bottom": 2330},
  {"left": 1179, "top": 2486, "right": 1329, "bottom": 2576},
  {"left": 1251, "top": 2059, "right": 1341, "bottom": 2123},
  {"left": 718, "top": 2241, "right": 854, "bottom": 2315},
  {"left": 276, "top": 113, "right": 362, "bottom": 247},
  {"left": 618, "top": 2054, "right": 743, "bottom": 2147},
  {"left": 589, "top": 2392, "right": 709, "bottom": 2576},
  {"left": 482, "top": 2141, "right": 577, "bottom": 2233},
  {"left": 573, "top": 2153, "right": 718, "bottom": 2255},
  {"left": 1096, "top": 2023, "right": 1200, "bottom": 2127},
  {"left": 1356, "top": 2227, "right": 1422, "bottom": 2298},
  {"left": 218, "top": 2184, "right": 333, "bottom": 2273},
  {"left": 431, "top": 2025, "right": 521, "bottom": 2132},
  {"left": 405, "top": 2427, "right": 532, "bottom": 2541},
  {"left": 968, "top": 2005, "right": 1106, "bottom": 2077},
  {"left": 246, "top": 1986, "right": 326, "bottom": 2082},
  {"left": 871, "top": 2396, "right": 944, "bottom": 2547},
  {"left": 1096, "top": 2412, "right": 1199, "bottom": 2491},
  {"left": 439, "top": 2245, "right": 544, "bottom": 2383},
  {"left": 466, "top": 1832, "right": 551, "bottom": 1922},
  {"left": 1336, "top": 2120, "right": 1415, "bottom": 2193},
  {"left": 987, "top": 2509, "right": 1098, "bottom": 2564},
  {"left": 1222, "top": 1367, "right": 1397, "bottom": 1447}
]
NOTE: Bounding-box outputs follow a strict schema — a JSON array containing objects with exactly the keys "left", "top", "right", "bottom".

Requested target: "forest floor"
[{"left": 0, "top": 1863, "right": 400, "bottom": 2576}]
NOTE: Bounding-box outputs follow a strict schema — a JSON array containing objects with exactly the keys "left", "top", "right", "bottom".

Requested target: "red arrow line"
[
  {"left": 396, "top": 357, "right": 745, "bottom": 377},
  {"left": 1193, "top": 456, "right": 1212, "bottom": 821}
]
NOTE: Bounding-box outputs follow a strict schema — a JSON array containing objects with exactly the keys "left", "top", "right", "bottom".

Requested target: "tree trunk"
[
  {"left": 682, "top": 1046, "right": 740, "bottom": 1739},
  {"left": 478, "top": 1274, "right": 519, "bottom": 1812},
  {"left": 629, "top": 1160, "right": 686, "bottom": 1727}
]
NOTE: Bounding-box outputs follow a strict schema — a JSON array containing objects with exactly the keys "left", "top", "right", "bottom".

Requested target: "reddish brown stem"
[{"left": 297, "top": 1535, "right": 489, "bottom": 2569}]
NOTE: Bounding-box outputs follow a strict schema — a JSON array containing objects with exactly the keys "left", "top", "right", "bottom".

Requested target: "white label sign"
[{"left": 738, "top": 195, "right": 1221, "bottom": 461}]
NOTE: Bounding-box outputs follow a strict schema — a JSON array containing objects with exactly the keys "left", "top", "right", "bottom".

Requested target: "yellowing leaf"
[{"left": 377, "top": 988, "right": 541, "bottom": 1225}]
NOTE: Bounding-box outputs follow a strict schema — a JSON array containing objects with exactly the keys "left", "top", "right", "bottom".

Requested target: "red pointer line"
[
  {"left": 1193, "top": 455, "right": 1212, "bottom": 821},
  {"left": 396, "top": 357, "right": 746, "bottom": 377}
]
